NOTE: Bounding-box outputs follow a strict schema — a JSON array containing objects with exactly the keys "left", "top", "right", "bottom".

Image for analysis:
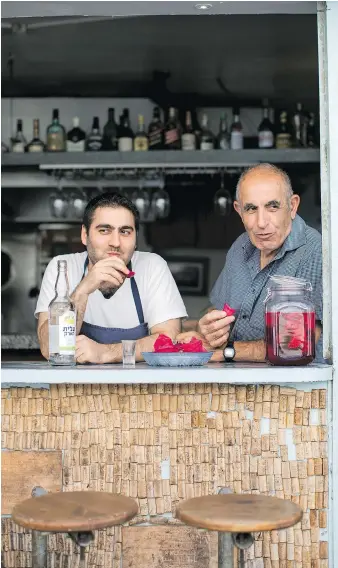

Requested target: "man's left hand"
[{"left": 76, "top": 335, "right": 115, "bottom": 364}]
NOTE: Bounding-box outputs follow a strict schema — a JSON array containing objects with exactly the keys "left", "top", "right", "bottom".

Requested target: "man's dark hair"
[{"left": 82, "top": 192, "right": 140, "bottom": 232}]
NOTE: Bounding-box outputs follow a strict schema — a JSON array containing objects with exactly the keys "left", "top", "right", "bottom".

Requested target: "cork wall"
[{"left": 1, "top": 383, "right": 329, "bottom": 568}]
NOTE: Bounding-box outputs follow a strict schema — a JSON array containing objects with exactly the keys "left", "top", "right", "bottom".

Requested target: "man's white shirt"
[{"left": 35, "top": 251, "right": 188, "bottom": 330}]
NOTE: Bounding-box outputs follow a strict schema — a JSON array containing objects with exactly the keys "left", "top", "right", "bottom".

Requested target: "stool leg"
[
  {"left": 218, "top": 531, "right": 234, "bottom": 568},
  {"left": 32, "top": 531, "right": 47, "bottom": 568}
]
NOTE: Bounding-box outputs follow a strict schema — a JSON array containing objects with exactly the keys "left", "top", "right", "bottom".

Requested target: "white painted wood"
[
  {"left": 324, "top": 4, "right": 338, "bottom": 567},
  {"left": 0, "top": 361, "right": 332, "bottom": 384}
]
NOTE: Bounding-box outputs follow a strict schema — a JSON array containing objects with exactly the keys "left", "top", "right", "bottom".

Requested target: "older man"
[{"left": 182, "top": 163, "right": 323, "bottom": 363}]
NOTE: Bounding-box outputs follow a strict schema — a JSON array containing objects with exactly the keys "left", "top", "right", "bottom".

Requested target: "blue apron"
[{"left": 80, "top": 256, "right": 149, "bottom": 343}]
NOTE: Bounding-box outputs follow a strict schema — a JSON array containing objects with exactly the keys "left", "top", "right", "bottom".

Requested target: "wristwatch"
[{"left": 223, "top": 341, "right": 236, "bottom": 362}]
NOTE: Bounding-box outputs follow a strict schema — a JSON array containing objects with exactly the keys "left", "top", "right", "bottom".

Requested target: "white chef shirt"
[{"left": 35, "top": 251, "right": 188, "bottom": 330}]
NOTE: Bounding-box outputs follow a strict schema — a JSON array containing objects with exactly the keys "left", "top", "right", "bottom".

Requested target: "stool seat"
[
  {"left": 175, "top": 494, "right": 302, "bottom": 533},
  {"left": 12, "top": 491, "right": 138, "bottom": 533}
]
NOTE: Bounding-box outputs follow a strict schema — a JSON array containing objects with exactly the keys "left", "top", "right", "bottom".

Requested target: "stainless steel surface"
[{"left": 1, "top": 233, "right": 38, "bottom": 333}]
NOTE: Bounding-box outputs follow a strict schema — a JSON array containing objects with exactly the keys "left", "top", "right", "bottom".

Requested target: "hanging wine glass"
[
  {"left": 151, "top": 178, "right": 170, "bottom": 219},
  {"left": 131, "top": 180, "right": 151, "bottom": 222},
  {"left": 213, "top": 171, "right": 233, "bottom": 217},
  {"left": 49, "top": 184, "right": 69, "bottom": 218}
]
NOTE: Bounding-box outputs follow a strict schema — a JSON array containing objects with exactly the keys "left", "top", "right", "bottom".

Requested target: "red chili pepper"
[
  {"left": 223, "top": 303, "right": 236, "bottom": 317},
  {"left": 125, "top": 270, "right": 135, "bottom": 279}
]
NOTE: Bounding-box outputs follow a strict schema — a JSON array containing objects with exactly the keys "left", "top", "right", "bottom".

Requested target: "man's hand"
[
  {"left": 198, "top": 310, "right": 235, "bottom": 348},
  {"left": 75, "top": 335, "right": 118, "bottom": 364},
  {"left": 77, "top": 257, "right": 130, "bottom": 296}
]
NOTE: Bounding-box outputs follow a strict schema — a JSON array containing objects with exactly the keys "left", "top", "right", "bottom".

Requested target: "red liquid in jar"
[{"left": 265, "top": 311, "right": 315, "bottom": 366}]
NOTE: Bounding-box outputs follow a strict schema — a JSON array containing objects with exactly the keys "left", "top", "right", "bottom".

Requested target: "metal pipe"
[
  {"left": 32, "top": 531, "right": 47, "bottom": 568},
  {"left": 217, "top": 488, "right": 234, "bottom": 568}
]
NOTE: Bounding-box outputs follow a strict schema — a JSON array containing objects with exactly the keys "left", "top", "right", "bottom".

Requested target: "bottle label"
[
  {"left": 12, "top": 142, "right": 25, "bottom": 153},
  {"left": 258, "top": 131, "right": 274, "bottom": 148},
  {"left": 59, "top": 311, "right": 76, "bottom": 355},
  {"left": 118, "top": 137, "right": 133, "bottom": 152},
  {"left": 219, "top": 137, "right": 229, "bottom": 150},
  {"left": 87, "top": 137, "right": 102, "bottom": 151},
  {"left": 276, "top": 133, "right": 292, "bottom": 149},
  {"left": 67, "top": 140, "right": 85, "bottom": 152},
  {"left": 165, "top": 129, "right": 179, "bottom": 146},
  {"left": 200, "top": 141, "right": 214, "bottom": 150},
  {"left": 182, "top": 133, "right": 196, "bottom": 150},
  {"left": 134, "top": 136, "right": 149, "bottom": 151},
  {"left": 230, "top": 131, "right": 243, "bottom": 150},
  {"left": 27, "top": 144, "right": 43, "bottom": 153},
  {"left": 47, "top": 133, "right": 65, "bottom": 151},
  {"left": 149, "top": 128, "right": 163, "bottom": 149}
]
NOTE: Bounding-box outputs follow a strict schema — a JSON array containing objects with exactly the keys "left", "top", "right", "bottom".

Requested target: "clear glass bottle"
[
  {"left": 200, "top": 113, "right": 214, "bottom": 150},
  {"left": 27, "top": 119, "right": 45, "bottom": 152},
  {"left": 148, "top": 106, "right": 164, "bottom": 150},
  {"left": 86, "top": 116, "right": 103, "bottom": 151},
  {"left": 291, "top": 102, "right": 308, "bottom": 148},
  {"left": 164, "top": 107, "right": 181, "bottom": 150},
  {"left": 134, "top": 114, "right": 149, "bottom": 151},
  {"left": 230, "top": 109, "right": 243, "bottom": 150},
  {"left": 67, "top": 117, "right": 86, "bottom": 152},
  {"left": 264, "top": 275, "right": 315, "bottom": 366},
  {"left": 258, "top": 103, "right": 274, "bottom": 149},
  {"left": 181, "top": 111, "right": 196, "bottom": 150},
  {"left": 46, "top": 109, "right": 66, "bottom": 151},
  {"left": 118, "top": 109, "right": 134, "bottom": 151},
  {"left": 11, "top": 119, "right": 27, "bottom": 153},
  {"left": 103, "top": 108, "right": 118, "bottom": 150},
  {"left": 217, "top": 113, "right": 230, "bottom": 149},
  {"left": 48, "top": 260, "right": 76, "bottom": 366}
]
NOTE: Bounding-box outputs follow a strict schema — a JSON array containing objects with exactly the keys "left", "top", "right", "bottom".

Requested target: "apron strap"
[{"left": 81, "top": 255, "right": 144, "bottom": 325}]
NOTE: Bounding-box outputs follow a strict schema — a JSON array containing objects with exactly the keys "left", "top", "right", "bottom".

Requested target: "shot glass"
[{"left": 122, "top": 340, "right": 136, "bottom": 368}]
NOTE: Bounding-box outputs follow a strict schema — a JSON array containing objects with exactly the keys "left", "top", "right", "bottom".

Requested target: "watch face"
[{"left": 224, "top": 346, "right": 235, "bottom": 360}]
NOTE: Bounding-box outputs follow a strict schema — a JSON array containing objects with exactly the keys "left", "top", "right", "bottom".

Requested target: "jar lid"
[{"left": 268, "top": 275, "right": 312, "bottom": 291}]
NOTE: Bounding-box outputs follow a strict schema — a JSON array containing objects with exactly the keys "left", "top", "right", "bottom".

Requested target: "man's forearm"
[
  {"left": 211, "top": 340, "right": 266, "bottom": 363},
  {"left": 71, "top": 287, "right": 89, "bottom": 334},
  {"left": 38, "top": 320, "right": 49, "bottom": 360}
]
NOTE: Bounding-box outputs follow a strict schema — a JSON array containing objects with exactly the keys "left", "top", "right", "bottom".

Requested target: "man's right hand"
[
  {"left": 198, "top": 310, "right": 235, "bottom": 348},
  {"left": 77, "top": 257, "right": 130, "bottom": 296}
]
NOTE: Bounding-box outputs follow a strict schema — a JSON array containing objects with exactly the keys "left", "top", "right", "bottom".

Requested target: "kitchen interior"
[{"left": 1, "top": 6, "right": 321, "bottom": 361}]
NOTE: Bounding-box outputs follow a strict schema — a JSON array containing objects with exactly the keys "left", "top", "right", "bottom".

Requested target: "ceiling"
[{"left": 1, "top": 14, "right": 319, "bottom": 108}]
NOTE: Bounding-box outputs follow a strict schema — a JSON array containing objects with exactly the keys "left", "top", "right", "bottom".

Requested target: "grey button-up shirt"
[{"left": 210, "top": 215, "right": 324, "bottom": 362}]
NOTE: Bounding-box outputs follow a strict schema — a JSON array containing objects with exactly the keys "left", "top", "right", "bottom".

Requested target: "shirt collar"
[{"left": 242, "top": 214, "right": 307, "bottom": 262}]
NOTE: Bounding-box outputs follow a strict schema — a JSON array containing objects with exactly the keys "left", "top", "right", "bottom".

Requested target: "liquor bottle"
[
  {"left": 118, "top": 109, "right": 134, "bottom": 152},
  {"left": 230, "top": 109, "right": 243, "bottom": 150},
  {"left": 134, "top": 114, "right": 149, "bottom": 151},
  {"left": 258, "top": 102, "right": 274, "bottom": 149},
  {"left": 48, "top": 260, "right": 76, "bottom": 366},
  {"left": 200, "top": 113, "right": 214, "bottom": 150},
  {"left": 11, "top": 119, "right": 27, "bottom": 153},
  {"left": 66, "top": 117, "right": 86, "bottom": 152},
  {"left": 217, "top": 113, "right": 230, "bottom": 150},
  {"left": 46, "top": 109, "right": 66, "bottom": 151},
  {"left": 148, "top": 107, "right": 164, "bottom": 150},
  {"left": 275, "top": 111, "right": 292, "bottom": 149},
  {"left": 292, "top": 102, "right": 308, "bottom": 147},
  {"left": 103, "top": 108, "right": 118, "bottom": 150},
  {"left": 1, "top": 142, "right": 9, "bottom": 153},
  {"left": 164, "top": 107, "right": 181, "bottom": 150},
  {"left": 307, "top": 112, "right": 318, "bottom": 147},
  {"left": 26, "top": 119, "right": 45, "bottom": 152},
  {"left": 181, "top": 111, "right": 196, "bottom": 150},
  {"left": 86, "top": 117, "right": 103, "bottom": 151}
]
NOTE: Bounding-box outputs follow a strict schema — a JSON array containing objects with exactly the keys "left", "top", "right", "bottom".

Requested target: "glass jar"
[{"left": 264, "top": 275, "right": 316, "bottom": 366}]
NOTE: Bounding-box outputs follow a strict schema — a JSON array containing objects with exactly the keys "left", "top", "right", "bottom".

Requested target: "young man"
[
  {"left": 36, "top": 192, "right": 187, "bottom": 364},
  {"left": 179, "top": 163, "right": 323, "bottom": 363}
]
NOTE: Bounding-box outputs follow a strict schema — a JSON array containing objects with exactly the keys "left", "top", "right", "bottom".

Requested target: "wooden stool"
[
  {"left": 176, "top": 493, "right": 302, "bottom": 568},
  {"left": 12, "top": 491, "right": 138, "bottom": 567}
]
